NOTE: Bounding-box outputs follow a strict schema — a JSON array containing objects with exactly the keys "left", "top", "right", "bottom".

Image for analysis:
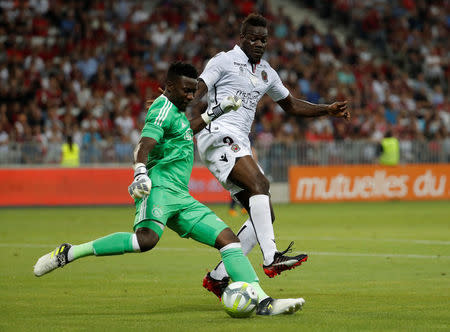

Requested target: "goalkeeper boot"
[
  {"left": 34, "top": 243, "right": 72, "bottom": 277},
  {"left": 256, "top": 297, "right": 305, "bottom": 316},
  {"left": 263, "top": 242, "right": 308, "bottom": 278},
  {"left": 202, "top": 272, "right": 230, "bottom": 300}
]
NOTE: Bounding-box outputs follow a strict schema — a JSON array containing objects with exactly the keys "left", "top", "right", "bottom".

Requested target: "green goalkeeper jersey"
[{"left": 141, "top": 95, "right": 194, "bottom": 193}]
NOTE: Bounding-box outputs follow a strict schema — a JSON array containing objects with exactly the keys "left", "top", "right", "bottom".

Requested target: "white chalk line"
[
  {"left": 0, "top": 243, "right": 448, "bottom": 259},
  {"left": 306, "top": 251, "right": 449, "bottom": 259},
  {"left": 278, "top": 237, "right": 450, "bottom": 245}
]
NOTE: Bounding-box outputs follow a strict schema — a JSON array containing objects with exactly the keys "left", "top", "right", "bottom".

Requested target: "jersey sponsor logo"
[
  {"left": 231, "top": 143, "right": 240, "bottom": 152},
  {"left": 236, "top": 90, "right": 261, "bottom": 110},
  {"left": 152, "top": 206, "right": 163, "bottom": 218},
  {"left": 261, "top": 70, "right": 268, "bottom": 83},
  {"left": 234, "top": 61, "right": 246, "bottom": 67},
  {"left": 219, "top": 153, "right": 228, "bottom": 162}
]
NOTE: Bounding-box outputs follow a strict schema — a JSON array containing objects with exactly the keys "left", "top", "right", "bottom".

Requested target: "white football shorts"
[{"left": 196, "top": 127, "right": 255, "bottom": 196}]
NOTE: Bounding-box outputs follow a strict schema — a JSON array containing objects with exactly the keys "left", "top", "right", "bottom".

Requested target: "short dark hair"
[
  {"left": 167, "top": 62, "right": 198, "bottom": 82},
  {"left": 240, "top": 13, "right": 267, "bottom": 35}
]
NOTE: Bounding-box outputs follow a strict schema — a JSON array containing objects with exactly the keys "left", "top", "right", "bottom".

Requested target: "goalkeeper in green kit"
[{"left": 33, "top": 62, "right": 304, "bottom": 315}]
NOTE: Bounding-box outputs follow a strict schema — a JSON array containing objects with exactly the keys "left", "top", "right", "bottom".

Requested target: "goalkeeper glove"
[
  {"left": 128, "top": 163, "right": 152, "bottom": 199},
  {"left": 201, "top": 95, "right": 242, "bottom": 124}
]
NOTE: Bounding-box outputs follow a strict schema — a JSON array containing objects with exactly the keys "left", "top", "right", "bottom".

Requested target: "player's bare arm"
[
  {"left": 189, "top": 80, "right": 210, "bottom": 135},
  {"left": 128, "top": 137, "right": 157, "bottom": 199},
  {"left": 133, "top": 137, "right": 157, "bottom": 164},
  {"left": 190, "top": 115, "right": 209, "bottom": 135},
  {"left": 193, "top": 79, "right": 208, "bottom": 105},
  {"left": 188, "top": 79, "right": 208, "bottom": 120},
  {"left": 189, "top": 80, "right": 210, "bottom": 134},
  {"left": 277, "top": 94, "right": 350, "bottom": 120}
]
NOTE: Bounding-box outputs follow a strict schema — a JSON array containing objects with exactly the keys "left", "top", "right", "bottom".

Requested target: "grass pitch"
[{"left": 0, "top": 201, "right": 449, "bottom": 331}]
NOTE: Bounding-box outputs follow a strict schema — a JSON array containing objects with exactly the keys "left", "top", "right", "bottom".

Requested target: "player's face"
[
  {"left": 169, "top": 76, "right": 197, "bottom": 112},
  {"left": 240, "top": 25, "right": 268, "bottom": 63}
]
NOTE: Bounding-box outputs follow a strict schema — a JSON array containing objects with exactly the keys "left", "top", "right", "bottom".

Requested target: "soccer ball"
[{"left": 222, "top": 281, "right": 259, "bottom": 318}]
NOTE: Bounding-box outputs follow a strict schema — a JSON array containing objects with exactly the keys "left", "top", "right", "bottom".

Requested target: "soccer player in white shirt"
[{"left": 195, "top": 13, "right": 350, "bottom": 299}]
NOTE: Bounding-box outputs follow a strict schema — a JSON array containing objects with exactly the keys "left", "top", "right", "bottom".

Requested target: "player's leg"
[
  {"left": 191, "top": 216, "right": 304, "bottom": 315},
  {"left": 33, "top": 230, "right": 148, "bottom": 277},
  {"left": 34, "top": 189, "right": 169, "bottom": 277},
  {"left": 197, "top": 133, "right": 306, "bottom": 278},
  {"left": 207, "top": 190, "right": 274, "bottom": 280},
  {"left": 228, "top": 155, "right": 276, "bottom": 264},
  {"left": 33, "top": 226, "right": 163, "bottom": 277},
  {"left": 208, "top": 215, "right": 257, "bottom": 281},
  {"left": 214, "top": 228, "right": 270, "bottom": 302},
  {"left": 229, "top": 156, "right": 307, "bottom": 277},
  {"left": 170, "top": 201, "right": 263, "bottom": 299},
  {"left": 70, "top": 206, "right": 163, "bottom": 259}
]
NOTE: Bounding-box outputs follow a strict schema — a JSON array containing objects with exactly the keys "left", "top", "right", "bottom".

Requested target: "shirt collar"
[
  {"left": 233, "top": 45, "right": 249, "bottom": 62},
  {"left": 233, "top": 44, "right": 261, "bottom": 66}
]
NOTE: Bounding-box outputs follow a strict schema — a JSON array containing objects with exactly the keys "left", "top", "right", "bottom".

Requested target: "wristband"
[
  {"left": 133, "top": 162, "right": 147, "bottom": 178},
  {"left": 201, "top": 105, "right": 224, "bottom": 125}
]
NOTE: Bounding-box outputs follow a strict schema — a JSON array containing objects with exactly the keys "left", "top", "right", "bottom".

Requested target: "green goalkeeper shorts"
[{"left": 133, "top": 186, "right": 228, "bottom": 247}]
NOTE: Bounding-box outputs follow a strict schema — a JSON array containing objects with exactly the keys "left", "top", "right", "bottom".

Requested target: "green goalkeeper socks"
[
  {"left": 92, "top": 232, "right": 135, "bottom": 256},
  {"left": 69, "top": 241, "right": 94, "bottom": 261},
  {"left": 250, "top": 282, "right": 269, "bottom": 302},
  {"left": 220, "top": 245, "right": 258, "bottom": 283},
  {"left": 220, "top": 244, "right": 269, "bottom": 301},
  {"left": 69, "top": 232, "right": 136, "bottom": 261}
]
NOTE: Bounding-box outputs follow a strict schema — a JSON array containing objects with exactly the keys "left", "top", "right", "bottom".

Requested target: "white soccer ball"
[{"left": 222, "top": 281, "right": 259, "bottom": 318}]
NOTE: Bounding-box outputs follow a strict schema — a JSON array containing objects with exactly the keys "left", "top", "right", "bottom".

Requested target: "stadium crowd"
[{"left": 0, "top": 0, "right": 448, "bottom": 164}]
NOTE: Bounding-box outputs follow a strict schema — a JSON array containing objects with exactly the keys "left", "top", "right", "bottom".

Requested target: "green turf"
[{"left": 0, "top": 201, "right": 449, "bottom": 331}]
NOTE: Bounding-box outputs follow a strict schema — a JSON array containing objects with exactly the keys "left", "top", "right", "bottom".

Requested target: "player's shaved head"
[
  {"left": 240, "top": 13, "right": 267, "bottom": 35},
  {"left": 167, "top": 62, "right": 198, "bottom": 83}
]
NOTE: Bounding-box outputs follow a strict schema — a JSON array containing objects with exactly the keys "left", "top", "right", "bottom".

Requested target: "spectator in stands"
[
  {"left": 61, "top": 135, "right": 80, "bottom": 167},
  {"left": 377, "top": 130, "right": 400, "bottom": 166},
  {"left": 0, "top": 121, "right": 9, "bottom": 163},
  {"left": 0, "top": 0, "right": 447, "bottom": 167}
]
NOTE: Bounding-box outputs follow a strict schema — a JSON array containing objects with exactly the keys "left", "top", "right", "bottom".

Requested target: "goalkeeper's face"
[
  {"left": 167, "top": 76, "right": 197, "bottom": 112},
  {"left": 240, "top": 25, "right": 268, "bottom": 64}
]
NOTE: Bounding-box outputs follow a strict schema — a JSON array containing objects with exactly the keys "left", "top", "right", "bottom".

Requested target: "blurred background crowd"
[{"left": 0, "top": 0, "right": 448, "bottom": 167}]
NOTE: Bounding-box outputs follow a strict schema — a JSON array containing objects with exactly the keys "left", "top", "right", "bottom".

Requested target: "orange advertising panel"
[
  {"left": 0, "top": 167, "right": 229, "bottom": 207},
  {"left": 289, "top": 164, "right": 450, "bottom": 202}
]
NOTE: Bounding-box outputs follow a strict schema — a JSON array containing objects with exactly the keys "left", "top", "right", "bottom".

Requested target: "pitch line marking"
[
  {"left": 305, "top": 251, "right": 450, "bottom": 259},
  {"left": 1, "top": 243, "right": 449, "bottom": 259},
  {"left": 279, "top": 237, "right": 450, "bottom": 245}
]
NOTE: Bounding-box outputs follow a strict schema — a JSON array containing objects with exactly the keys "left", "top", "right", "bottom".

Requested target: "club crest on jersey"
[
  {"left": 231, "top": 143, "right": 240, "bottom": 152},
  {"left": 261, "top": 70, "right": 268, "bottom": 83},
  {"left": 152, "top": 206, "right": 163, "bottom": 218},
  {"left": 184, "top": 129, "right": 193, "bottom": 141}
]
